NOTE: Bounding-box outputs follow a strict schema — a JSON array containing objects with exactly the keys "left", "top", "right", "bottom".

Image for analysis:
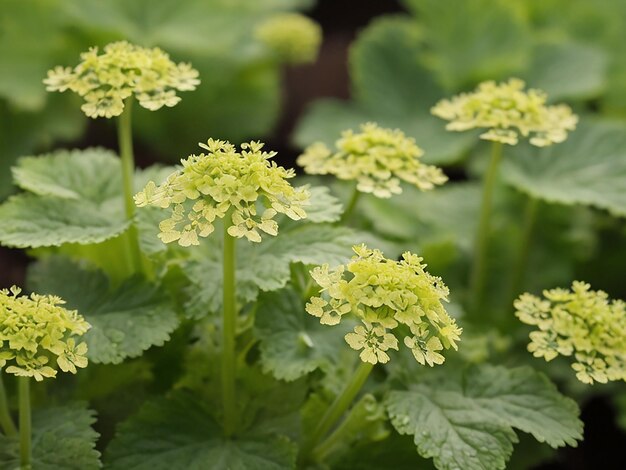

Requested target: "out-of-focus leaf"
[
  {"left": 501, "top": 119, "right": 626, "bottom": 217},
  {"left": 403, "top": 0, "right": 531, "bottom": 89},
  {"left": 522, "top": 40, "right": 608, "bottom": 101}
]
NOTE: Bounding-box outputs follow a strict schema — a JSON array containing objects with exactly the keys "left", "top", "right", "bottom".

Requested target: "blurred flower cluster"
[{"left": 255, "top": 13, "right": 322, "bottom": 64}]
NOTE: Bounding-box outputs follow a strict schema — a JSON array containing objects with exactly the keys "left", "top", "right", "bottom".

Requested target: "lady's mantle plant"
[
  {"left": 300, "top": 244, "right": 461, "bottom": 464},
  {"left": 255, "top": 13, "right": 322, "bottom": 65},
  {"left": 43, "top": 41, "right": 200, "bottom": 273},
  {"left": 432, "top": 78, "right": 578, "bottom": 314},
  {"left": 0, "top": 286, "right": 90, "bottom": 469},
  {"left": 516, "top": 281, "right": 626, "bottom": 385},
  {"left": 135, "top": 138, "right": 310, "bottom": 437},
  {"left": 297, "top": 122, "right": 447, "bottom": 220}
]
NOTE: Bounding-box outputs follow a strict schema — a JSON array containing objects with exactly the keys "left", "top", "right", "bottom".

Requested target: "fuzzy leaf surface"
[
  {"left": 386, "top": 364, "right": 582, "bottom": 470},
  {"left": 105, "top": 391, "right": 297, "bottom": 470},
  {"left": 0, "top": 403, "right": 100, "bottom": 469},
  {"left": 28, "top": 257, "right": 179, "bottom": 364}
]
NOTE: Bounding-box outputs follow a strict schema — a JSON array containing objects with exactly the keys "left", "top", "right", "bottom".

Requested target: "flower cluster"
[
  {"left": 44, "top": 40, "right": 200, "bottom": 118},
  {"left": 297, "top": 123, "right": 447, "bottom": 198},
  {"left": 255, "top": 13, "right": 322, "bottom": 64},
  {"left": 306, "top": 245, "right": 461, "bottom": 365},
  {"left": 431, "top": 78, "right": 578, "bottom": 146},
  {"left": 135, "top": 139, "right": 310, "bottom": 246},
  {"left": 0, "top": 286, "right": 90, "bottom": 381},
  {"left": 515, "top": 281, "right": 626, "bottom": 384}
]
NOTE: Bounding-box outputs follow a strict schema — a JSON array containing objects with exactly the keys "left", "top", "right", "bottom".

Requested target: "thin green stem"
[
  {"left": 222, "top": 218, "right": 237, "bottom": 437},
  {"left": 18, "top": 377, "right": 30, "bottom": 470},
  {"left": 299, "top": 361, "right": 373, "bottom": 464},
  {"left": 469, "top": 141, "right": 503, "bottom": 314},
  {"left": 0, "top": 373, "right": 17, "bottom": 437},
  {"left": 339, "top": 185, "right": 361, "bottom": 224},
  {"left": 508, "top": 196, "right": 539, "bottom": 308},
  {"left": 117, "top": 98, "right": 143, "bottom": 273}
]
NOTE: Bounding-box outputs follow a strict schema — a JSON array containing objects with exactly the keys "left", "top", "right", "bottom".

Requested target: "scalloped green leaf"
[
  {"left": 255, "top": 288, "right": 353, "bottom": 381},
  {"left": 0, "top": 194, "right": 129, "bottom": 248},
  {"left": 501, "top": 119, "right": 626, "bottom": 217},
  {"left": 105, "top": 391, "right": 297, "bottom": 470},
  {"left": 28, "top": 257, "right": 179, "bottom": 364},
  {"left": 12, "top": 147, "right": 121, "bottom": 201},
  {"left": 184, "top": 223, "right": 354, "bottom": 319},
  {"left": 304, "top": 185, "right": 344, "bottom": 223},
  {"left": 386, "top": 364, "right": 582, "bottom": 470},
  {"left": 0, "top": 402, "right": 100, "bottom": 469}
]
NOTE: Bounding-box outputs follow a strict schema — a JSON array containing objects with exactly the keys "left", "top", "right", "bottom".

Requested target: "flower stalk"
[
  {"left": 19, "top": 376, "right": 31, "bottom": 469},
  {"left": 339, "top": 185, "right": 361, "bottom": 224},
  {"left": 117, "top": 98, "right": 143, "bottom": 273},
  {"left": 0, "top": 373, "right": 17, "bottom": 437},
  {"left": 508, "top": 196, "right": 539, "bottom": 309},
  {"left": 300, "top": 361, "right": 374, "bottom": 464},
  {"left": 221, "top": 216, "right": 238, "bottom": 437},
  {"left": 470, "top": 141, "right": 502, "bottom": 313}
]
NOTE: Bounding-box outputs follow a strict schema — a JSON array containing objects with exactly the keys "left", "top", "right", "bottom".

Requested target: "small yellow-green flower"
[
  {"left": 255, "top": 13, "right": 322, "bottom": 64},
  {"left": 431, "top": 78, "right": 578, "bottom": 146},
  {"left": 0, "top": 286, "right": 90, "bottom": 381},
  {"left": 44, "top": 40, "right": 200, "bottom": 118},
  {"left": 515, "top": 281, "right": 626, "bottom": 384},
  {"left": 306, "top": 245, "right": 461, "bottom": 365},
  {"left": 135, "top": 139, "right": 310, "bottom": 246},
  {"left": 297, "top": 123, "right": 447, "bottom": 198}
]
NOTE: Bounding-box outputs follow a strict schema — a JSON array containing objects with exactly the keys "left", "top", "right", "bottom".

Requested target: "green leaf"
[
  {"left": 255, "top": 287, "right": 353, "bottom": 381},
  {"left": 501, "top": 119, "right": 626, "bottom": 217},
  {"left": 0, "top": 402, "right": 100, "bottom": 469},
  {"left": 522, "top": 40, "right": 608, "bottom": 101},
  {"left": 350, "top": 16, "right": 440, "bottom": 114},
  {"left": 105, "top": 391, "right": 297, "bottom": 470},
  {"left": 403, "top": 0, "right": 531, "bottom": 89},
  {"left": 12, "top": 147, "right": 121, "bottom": 201},
  {"left": 184, "top": 223, "right": 354, "bottom": 318},
  {"left": 386, "top": 364, "right": 583, "bottom": 470},
  {"left": 28, "top": 257, "right": 179, "bottom": 364},
  {"left": 0, "top": 194, "right": 129, "bottom": 248}
]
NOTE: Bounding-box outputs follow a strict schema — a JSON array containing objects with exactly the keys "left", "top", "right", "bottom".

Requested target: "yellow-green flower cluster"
[
  {"left": 306, "top": 245, "right": 461, "bottom": 365},
  {"left": 135, "top": 139, "right": 310, "bottom": 246},
  {"left": 515, "top": 281, "right": 626, "bottom": 385},
  {"left": 0, "top": 286, "right": 90, "bottom": 381},
  {"left": 431, "top": 78, "right": 578, "bottom": 147},
  {"left": 44, "top": 40, "right": 200, "bottom": 118},
  {"left": 297, "top": 123, "right": 447, "bottom": 198},
  {"left": 255, "top": 13, "right": 322, "bottom": 64}
]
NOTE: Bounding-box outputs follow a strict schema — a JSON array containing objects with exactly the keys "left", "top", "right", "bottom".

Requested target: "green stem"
[
  {"left": 18, "top": 377, "right": 30, "bottom": 470},
  {"left": 117, "top": 98, "right": 143, "bottom": 273},
  {"left": 508, "top": 196, "right": 539, "bottom": 307},
  {"left": 222, "top": 218, "right": 237, "bottom": 437},
  {"left": 299, "top": 361, "right": 373, "bottom": 464},
  {"left": 339, "top": 185, "right": 361, "bottom": 224},
  {"left": 0, "top": 373, "right": 17, "bottom": 437},
  {"left": 469, "top": 141, "right": 503, "bottom": 314}
]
